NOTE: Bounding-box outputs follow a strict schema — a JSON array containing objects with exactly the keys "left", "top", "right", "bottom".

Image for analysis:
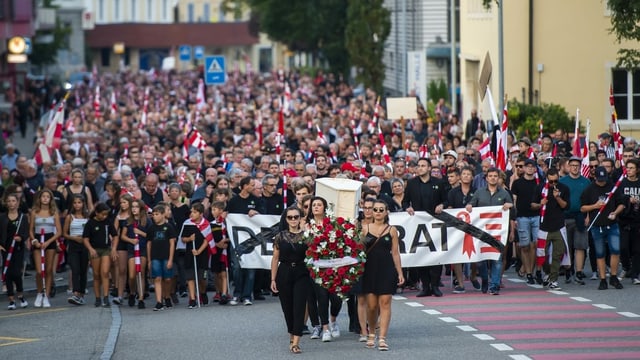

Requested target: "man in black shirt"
[
  {"left": 531, "top": 169, "right": 570, "bottom": 290},
  {"left": 261, "top": 174, "right": 284, "bottom": 216},
  {"left": 403, "top": 158, "right": 447, "bottom": 297}
]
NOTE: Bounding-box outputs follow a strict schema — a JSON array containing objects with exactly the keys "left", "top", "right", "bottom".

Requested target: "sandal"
[
  {"left": 290, "top": 344, "right": 302, "bottom": 354},
  {"left": 366, "top": 334, "right": 376, "bottom": 349},
  {"left": 378, "top": 337, "right": 389, "bottom": 351}
]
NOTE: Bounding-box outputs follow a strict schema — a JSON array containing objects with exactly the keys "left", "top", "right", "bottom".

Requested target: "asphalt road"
[{"left": 2, "top": 267, "right": 639, "bottom": 360}]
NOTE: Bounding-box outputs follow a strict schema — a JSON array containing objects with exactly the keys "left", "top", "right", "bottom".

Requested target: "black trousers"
[
  {"left": 418, "top": 264, "right": 443, "bottom": 289},
  {"left": 314, "top": 283, "right": 341, "bottom": 326},
  {"left": 276, "top": 264, "right": 309, "bottom": 337},
  {"left": 620, "top": 224, "right": 639, "bottom": 273},
  {"left": 307, "top": 277, "right": 319, "bottom": 327},
  {"left": 3, "top": 250, "right": 24, "bottom": 296},
  {"left": 67, "top": 246, "right": 89, "bottom": 294}
]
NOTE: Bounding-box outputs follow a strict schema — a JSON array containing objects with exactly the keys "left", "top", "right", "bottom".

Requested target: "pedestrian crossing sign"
[{"left": 204, "top": 55, "right": 226, "bottom": 85}]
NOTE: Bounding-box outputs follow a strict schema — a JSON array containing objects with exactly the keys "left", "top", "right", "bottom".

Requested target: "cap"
[
  {"left": 568, "top": 156, "right": 582, "bottom": 164},
  {"left": 341, "top": 162, "right": 358, "bottom": 173},
  {"left": 595, "top": 166, "right": 608, "bottom": 181},
  {"left": 119, "top": 137, "right": 129, "bottom": 144},
  {"left": 519, "top": 137, "right": 532, "bottom": 146},
  {"left": 600, "top": 132, "right": 612, "bottom": 139},
  {"left": 509, "top": 145, "right": 520, "bottom": 154},
  {"left": 524, "top": 158, "right": 536, "bottom": 167},
  {"left": 443, "top": 150, "right": 458, "bottom": 160}
]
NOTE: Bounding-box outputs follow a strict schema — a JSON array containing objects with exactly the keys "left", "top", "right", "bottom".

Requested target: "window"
[
  {"left": 612, "top": 69, "right": 640, "bottom": 121},
  {"left": 98, "top": 0, "right": 104, "bottom": 21},
  {"left": 131, "top": 0, "right": 136, "bottom": 21},
  {"left": 188, "top": 3, "right": 194, "bottom": 22},
  {"left": 101, "top": 48, "right": 110, "bottom": 67},
  {"left": 162, "top": 0, "right": 167, "bottom": 21},
  {"left": 147, "top": 0, "right": 152, "bottom": 21},
  {"left": 203, "top": 3, "right": 210, "bottom": 23},
  {"left": 115, "top": 0, "right": 120, "bottom": 21}
]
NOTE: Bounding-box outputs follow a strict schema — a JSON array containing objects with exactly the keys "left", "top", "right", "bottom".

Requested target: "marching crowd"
[{"left": 1, "top": 66, "right": 639, "bottom": 353}]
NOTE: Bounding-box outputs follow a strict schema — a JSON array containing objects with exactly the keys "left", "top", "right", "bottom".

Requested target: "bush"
[{"left": 507, "top": 99, "right": 577, "bottom": 139}]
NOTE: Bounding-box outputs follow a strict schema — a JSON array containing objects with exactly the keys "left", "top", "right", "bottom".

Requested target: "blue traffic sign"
[
  {"left": 194, "top": 46, "right": 204, "bottom": 60},
  {"left": 179, "top": 45, "right": 191, "bottom": 61},
  {"left": 204, "top": 55, "right": 226, "bottom": 85},
  {"left": 24, "top": 37, "right": 32, "bottom": 55}
]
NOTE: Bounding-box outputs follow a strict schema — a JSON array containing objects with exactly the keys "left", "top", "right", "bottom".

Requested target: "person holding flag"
[
  {"left": 147, "top": 204, "right": 177, "bottom": 311},
  {"left": 580, "top": 166, "right": 626, "bottom": 290},
  {"left": 120, "top": 199, "right": 150, "bottom": 309},
  {"left": 180, "top": 202, "right": 210, "bottom": 309},
  {"left": 209, "top": 202, "right": 230, "bottom": 305},
  {"left": 1, "top": 193, "right": 30, "bottom": 310}
]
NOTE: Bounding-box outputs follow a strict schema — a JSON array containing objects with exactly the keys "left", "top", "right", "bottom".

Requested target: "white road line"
[
  {"left": 473, "top": 334, "right": 495, "bottom": 340},
  {"left": 392, "top": 295, "right": 407, "bottom": 300},
  {"left": 439, "top": 317, "right": 459, "bottom": 323},
  {"left": 491, "top": 343, "right": 513, "bottom": 351},
  {"left": 405, "top": 302, "right": 424, "bottom": 307},
  {"left": 548, "top": 290, "right": 569, "bottom": 295},
  {"left": 593, "top": 304, "right": 616, "bottom": 309},
  {"left": 510, "top": 355, "right": 533, "bottom": 360},
  {"left": 456, "top": 325, "right": 477, "bottom": 332},
  {"left": 570, "top": 296, "right": 592, "bottom": 302},
  {"left": 422, "top": 309, "right": 442, "bottom": 315},
  {"left": 508, "top": 278, "right": 526, "bottom": 283},
  {"left": 618, "top": 312, "right": 640, "bottom": 318}
]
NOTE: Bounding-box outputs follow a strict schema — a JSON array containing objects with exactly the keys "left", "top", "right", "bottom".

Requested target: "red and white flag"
[
  {"left": 133, "top": 223, "right": 141, "bottom": 273},
  {"left": 572, "top": 109, "right": 581, "bottom": 157},
  {"left": 111, "top": 91, "right": 118, "bottom": 114},
  {"left": 45, "top": 101, "right": 65, "bottom": 149},
  {"left": 140, "top": 87, "right": 150, "bottom": 128},
  {"left": 93, "top": 85, "right": 101, "bottom": 118},
  {"left": 186, "top": 129, "right": 207, "bottom": 151},
  {"left": 495, "top": 105, "right": 509, "bottom": 171},
  {"left": 581, "top": 119, "right": 591, "bottom": 178},
  {"left": 196, "top": 79, "right": 206, "bottom": 111},
  {"left": 478, "top": 136, "right": 492, "bottom": 160}
]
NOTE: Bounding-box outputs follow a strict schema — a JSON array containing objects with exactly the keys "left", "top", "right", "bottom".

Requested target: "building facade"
[{"left": 460, "top": 0, "right": 639, "bottom": 137}]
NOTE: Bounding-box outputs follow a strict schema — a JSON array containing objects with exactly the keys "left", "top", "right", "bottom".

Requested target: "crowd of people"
[{"left": 0, "top": 66, "right": 639, "bottom": 353}]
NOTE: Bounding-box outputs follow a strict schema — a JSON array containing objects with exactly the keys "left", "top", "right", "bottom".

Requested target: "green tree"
[
  {"left": 30, "top": 2, "right": 71, "bottom": 67},
  {"left": 427, "top": 79, "right": 449, "bottom": 104},
  {"left": 345, "top": 0, "right": 390, "bottom": 92},
  {"left": 506, "top": 99, "right": 575, "bottom": 139}
]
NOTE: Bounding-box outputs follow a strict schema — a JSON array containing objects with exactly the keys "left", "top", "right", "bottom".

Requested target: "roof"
[{"left": 85, "top": 22, "right": 258, "bottom": 48}]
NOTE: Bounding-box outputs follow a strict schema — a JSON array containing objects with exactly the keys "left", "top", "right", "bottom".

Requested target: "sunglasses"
[
  {"left": 286, "top": 215, "right": 300, "bottom": 220},
  {"left": 547, "top": 180, "right": 558, "bottom": 184},
  {"left": 515, "top": 165, "right": 524, "bottom": 168},
  {"left": 372, "top": 208, "right": 386, "bottom": 213}
]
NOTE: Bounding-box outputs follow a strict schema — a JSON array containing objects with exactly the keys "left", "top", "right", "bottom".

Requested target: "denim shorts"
[
  {"left": 151, "top": 259, "right": 175, "bottom": 279},
  {"left": 517, "top": 216, "right": 540, "bottom": 247},
  {"left": 590, "top": 224, "right": 621, "bottom": 258}
]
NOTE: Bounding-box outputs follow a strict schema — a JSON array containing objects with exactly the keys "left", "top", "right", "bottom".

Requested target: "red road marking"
[
  {"left": 457, "top": 312, "right": 620, "bottom": 322},
  {"left": 438, "top": 304, "right": 594, "bottom": 314},
  {"left": 476, "top": 321, "right": 640, "bottom": 331},
  {"left": 493, "top": 330, "right": 640, "bottom": 340}
]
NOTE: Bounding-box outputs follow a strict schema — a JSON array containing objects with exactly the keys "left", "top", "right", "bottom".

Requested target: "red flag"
[
  {"left": 478, "top": 137, "right": 492, "bottom": 160},
  {"left": 573, "top": 109, "right": 581, "bottom": 157},
  {"left": 111, "top": 91, "right": 118, "bottom": 114},
  {"left": 45, "top": 101, "right": 64, "bottom": 149},
  {"left": 496, "top": 105, "right": 509, "bottom": 171},
  {"left": 610, "top": 86, "right": 624, "bottom": 169}
]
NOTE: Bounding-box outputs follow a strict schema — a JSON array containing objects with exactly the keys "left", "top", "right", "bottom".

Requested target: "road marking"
[
  {"left": 0, "top": 336, "right": 38, "bottom": 347},
  {"left": 421, "top": 309, "right": 441, "bottom": 315},
  {"left": 438, "top": 317, "right": 459, "bottom": 323},
  {"left": 593, "top": 303, "right": 616, "bottom": 309},
  {"left": 473, "top": 333, "right": 495, "bottom": 340},
  {"left": 392, "top": 295, "right": 406, "bottom": 300},
  {"left": 100, "top": 302, "right": 122, "bottom": 360},
  {"left": 0, "top": 308, "right": 66, "bottom": 319},
  {"left": 547, "top": 290, "right": 569, "bottom": 295},
  {"left": 618, "top": 312, "right": 640, "bottom": 318},
  {"left": 405, "top": 301, "right": 424, "bottom": 307},
  {"left": 509, "top": 355, "right": 533, "bottom": 360},
  {"left": 456, "top": 325, "right": 477, "bottom": 332},
  {"left": 491, "top": 343, "right": 513, "bottom": 351},
  {"left": 570, "top": 296, "right": 592, "bottom": 302},
  {"left": 508, "top": 278, "right": 526, "bottom": 283}
]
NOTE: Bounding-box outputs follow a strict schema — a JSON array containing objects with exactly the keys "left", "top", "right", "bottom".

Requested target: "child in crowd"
[
  {"left": 1, "top": 193, "right": 30, "bottom": 310},
  {"left": 120, "top": 199, "right": 149, "bottom": 309},
  {"left": 147, "top": 204, "right": 177, "bottom": 311},
  {"left": 210, "top": 201, "right": 230, "bottom": 305},
  {"left": 63, "top": 194, "right": 90, "bottom": 306},
  {"left": 83, "top": 203, "right": 118, "bottom": 307},
  {"left": 179, "top": 203, "right": 209, "bottom": 309}
]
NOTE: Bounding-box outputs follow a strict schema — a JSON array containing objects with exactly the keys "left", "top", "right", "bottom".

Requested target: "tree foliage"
[
  {"left": 345, "top": 0, "right": 390, "bottom": 92},
  {"left": 427, "top": 79, "right": 449, "bottom": 104},
  {"left": 30, "top": 18, "right": 71, "bottom": 67},
  {"left": 506, "top": 99, "right": 574, "bottom": 139}
]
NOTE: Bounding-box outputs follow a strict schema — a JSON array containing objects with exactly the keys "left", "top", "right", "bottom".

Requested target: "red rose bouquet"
[{"left": 304, "top": 213, "right": 366, "bottom": 299}]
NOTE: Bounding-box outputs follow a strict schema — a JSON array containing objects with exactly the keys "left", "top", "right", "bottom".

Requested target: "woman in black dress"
[
  {"left": 270, "top": 206, "right": 308, "bottom": 354},
  {"left": 360, "top": 199, "right": 404, "bottom": 351}
]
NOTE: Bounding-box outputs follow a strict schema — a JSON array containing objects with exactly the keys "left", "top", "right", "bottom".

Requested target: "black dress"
[{"left": 361, "top": 227, "right": 397, "bottom": 295}]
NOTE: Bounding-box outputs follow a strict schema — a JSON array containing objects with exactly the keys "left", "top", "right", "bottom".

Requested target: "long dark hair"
[{"left": 306, "top": 196, "right": 328, "bottom": 223}]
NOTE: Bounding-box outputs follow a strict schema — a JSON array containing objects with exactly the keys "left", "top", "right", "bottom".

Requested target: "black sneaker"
[
  {"left": 200, "top": 294, "right": 209, "bottom": 306},
  {"left": 171, "top": 293, "right": 179, "bottom": 305},
  {"left": 598, "top": 279, "right": 608, "bottom": 290},
  {"left": 94, "top": 298, "right": 102, "bottom": 307},
  {"left": 535, "top": 271, "right": 543, "bottom": 285},
  {"left": 576, "top": 271, "right": 586, "bottom": 280},
  {"left": 526, "top": 274, "right": 535, "bottom": 284},
  {"left": 138, "top": 300, "right": 145, "bottom": 309},
  {"left": 188, "top": 300, "right": 197, "bottom": 309},
  {"left": 164, "top": 298, "right": 172, "bottom": 309},
  {"left": 610, "top": 276, "right": 624, "bottom": 289},
  {"left": 102, "top": 297, "right": 110, "bottom": 308},
  {"left": 153, "top": 302, "right": 164, "bottom": 311},
  {"left": 128, "top": 294, "right": 136, "bottom": 307},
  {"left": 542, "top": 276, "right": 550, "bottom": 287},
  {"left": 254, "top": 294, "right": 266, "bottom": 301},
  {"left": 219, "top": 294, "right": 228, "bottom": 305}
]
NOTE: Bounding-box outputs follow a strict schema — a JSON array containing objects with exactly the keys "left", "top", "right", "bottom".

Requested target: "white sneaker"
[
  {"left": 310, "top": 326, "right": 321, "bottom": 339},
  {"left": 243, "top": 299, "right": 252, "bottom": 306},
  {"left": 633, "top": 278, "right": 640, "bottom": 285},
  {"left": 34, "top": 293, "right": 43, "bottom": 307},
  {"left": 321, "top": 329, "right": 332, "bottom": 342},
  {"left": 42, "top": 296, "right": 51, "bottom": 308},
  {"left": 590, "top": 272, "right": 598, "bottom": 280},
  {"left": 229, "top": 297, "right": 238, "bottom": 306},
  {"left": 19, "top": 297, "right": 28, "bottom": 308},
  {"left": 7, "top": 301, "right": 16, "bottom": 310},
  {"left": 330, "top": 322, "right": 340, "bottom": 338}
]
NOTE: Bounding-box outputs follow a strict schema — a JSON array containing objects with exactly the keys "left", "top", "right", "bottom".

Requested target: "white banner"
[
  {"left": 407, "top": 50, "right": 427, "bottom": 102},
  {"left": 226, "top": 206, "right": 508, "bottom": 269}
]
